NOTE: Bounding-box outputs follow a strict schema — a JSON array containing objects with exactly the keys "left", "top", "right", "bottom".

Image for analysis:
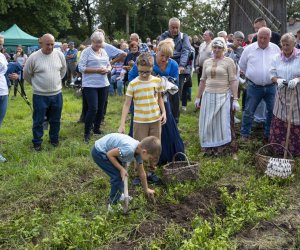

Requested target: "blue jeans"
[
  {"left": 109, "top": 75, "right": 124, "bottom": 96},
  {"left": 0, "top": 95, "right": 8, "bottom": 126},
  {"left": 32, "top": 93, "right": 63, "bottom": 145},
  {"left": 83, "top": 86, "right": 108, "bottom": 135},
  {"left": 91, "top": 146, "right": 123, "bottom": 204},
  {"left": 241, "top": 82, "right": 276, "bottom": 138}
]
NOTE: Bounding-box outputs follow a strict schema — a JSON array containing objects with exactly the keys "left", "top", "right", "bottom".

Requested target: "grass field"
[{"left": 0, "top": 76, "right": 299, "bottom": 249}]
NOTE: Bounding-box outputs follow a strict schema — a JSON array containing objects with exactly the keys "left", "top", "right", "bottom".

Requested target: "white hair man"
[
  {"left": 159, "top": 17, "right": 192, "bottom": 123},
  {"left": 239, "top": 27, "right": 280, "bottom": 141}
]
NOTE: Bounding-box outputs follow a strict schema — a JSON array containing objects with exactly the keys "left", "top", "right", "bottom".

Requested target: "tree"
[
  {"left": 0, "top": 0, "right": 71, "bottom": 38},
  {"left": 181, "top": 0, "right": 229, "bottom": 36},
  {"left": 287, "top": 0, "right": 300, "bottom": 19}
]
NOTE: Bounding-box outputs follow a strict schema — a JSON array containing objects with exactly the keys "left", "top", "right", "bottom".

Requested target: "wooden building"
[{"left": 229, "top": 0, "right": 287, "bottom": 36}]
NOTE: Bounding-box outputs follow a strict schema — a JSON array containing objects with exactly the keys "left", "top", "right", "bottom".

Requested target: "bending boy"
[{"left": 92, "top": 133, "right": 160, "bottom": 205}]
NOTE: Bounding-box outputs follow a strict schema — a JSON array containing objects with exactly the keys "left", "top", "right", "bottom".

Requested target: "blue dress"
[{"left": 128, "top": 55, "right": 185, "bottom": 165}]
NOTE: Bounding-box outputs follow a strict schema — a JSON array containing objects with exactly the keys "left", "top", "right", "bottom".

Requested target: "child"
[
  {"left": 91, "top": 133, "right": 160, "bottom": 206},
  {"left": 118, "top": 52, "right": 166, "bottom": 185},
  {"left": 109, "top": 59, "right": 125, "bottom": 96}
]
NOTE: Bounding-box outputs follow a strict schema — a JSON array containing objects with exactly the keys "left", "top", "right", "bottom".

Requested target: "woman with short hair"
[
  {"left": 270, "top": 33, "right": 300, "bottom": 156},
  {"left": 195, "top": 37, "right": 239, "bottom": 158},
  {"left": 78, "top": 31, "right": 111, "bottom": 143}
]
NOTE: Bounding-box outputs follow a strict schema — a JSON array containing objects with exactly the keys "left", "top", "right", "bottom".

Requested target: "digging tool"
[{"left": 123, "top": 162, "right": 130, "bottom": 214}]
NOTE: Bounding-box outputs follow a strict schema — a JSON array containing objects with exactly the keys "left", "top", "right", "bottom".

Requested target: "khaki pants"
[{"left": 133, "top": 120, "right": 161, "bottom": 172}]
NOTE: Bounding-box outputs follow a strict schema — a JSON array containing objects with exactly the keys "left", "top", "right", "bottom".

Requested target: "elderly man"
[
  {"left": 195, "top": 30, "right": 214, "bottom": 85},
  {"left": 239, "top": 27, "right": 280, "bottom": 141},
  {"left": 130, "top": 33, "right": 149, "bottom": 53},
  {"left": 160, "top": 17, "right": 191, "bottom": 123},
  {"left": 24, "top": 33, "right": 66, "bottom": 151},
  {"left": 65, "top": 41, "right": 78, "bottom": 87}
]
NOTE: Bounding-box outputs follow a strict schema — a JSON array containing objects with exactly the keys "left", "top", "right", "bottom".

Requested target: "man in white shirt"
[
  {"left": 24, "top": 33, "right": 66, "bottom": 151},
  {"left": 239, "top": 27, "right": 280, "bottom": 141}
]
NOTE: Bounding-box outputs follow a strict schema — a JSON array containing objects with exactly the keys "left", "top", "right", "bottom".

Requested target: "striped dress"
[
  {"left": 126, "top": 75, "right": 163, "bottom": 123},
  {"left": 269, "top": 52, "right": 300, "bottom": 156}
]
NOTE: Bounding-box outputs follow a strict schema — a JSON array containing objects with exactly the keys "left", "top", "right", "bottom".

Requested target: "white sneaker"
[
  {"left": 107, "top": 203, "right": 123, "bottom": 213},
  {"left": 182, "top": 106, "right": 187, "bottom": 111},
  {"left": 0, "top": 154, "right": 7, "bottom": 163},
  {"left": 119, "top": 193, "right": 133, "bottom": 201},
  {"left": 234, "top": 116, "right": 241, "bottom": 124}
]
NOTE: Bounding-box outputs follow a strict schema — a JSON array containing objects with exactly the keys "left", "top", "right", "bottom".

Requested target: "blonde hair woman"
[
  {"left": 195, "top": 37, "right": 239, "bottom": 159},
  {"left": 126, "top": 38, "right": 185, "bottom": 184}
]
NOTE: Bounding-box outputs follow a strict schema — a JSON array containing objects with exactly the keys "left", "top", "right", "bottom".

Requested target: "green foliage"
[
  {"left": 0, "top": 0, "right": 71, "bottom": 37},
  {"left": 287, "top": 0, "right": 300, "bottom": 19},
  {"left": 0, "top": 75, "right": 298, "bottom": 249},
  {"left": 181, "top": 177, "right": 287, "bottom": 249}
]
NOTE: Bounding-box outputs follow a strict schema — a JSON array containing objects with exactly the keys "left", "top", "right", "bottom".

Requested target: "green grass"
[{"left": 0, "top": 76, "right": 299, "bottom": 249}]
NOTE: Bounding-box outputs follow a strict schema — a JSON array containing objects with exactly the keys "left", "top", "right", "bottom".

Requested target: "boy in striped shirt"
[{"left": 118, "top": 53, "right": 166, "bottom": 185}]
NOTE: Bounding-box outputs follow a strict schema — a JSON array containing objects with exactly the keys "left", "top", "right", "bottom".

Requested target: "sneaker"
[
  {"left": 93, "top": 129, "right": 103, "bottom": 135},
  {"left": 50, "top": 141, "right": 59, "bottom": 147},
  {"left": 119, "top": 193, "right": 133, "bottom": 202},
  {"left": 83, "top": 134, "right": 90, "bottom": 144},
  {"left": 0, "top": 154, "right": 7, "bottom": 163},
  {"left": 234, "top": 116, "right": 241, "bottom": 124},
  {"left": 107, "top": 203, "right": 123, "bottom": 213},
  {"left": 182, "top": 106, "right": 187, "bottom": 111},
  {"left": 33, "top": 144, "right": 42, "bottom": 151},
  {"left": 147, "top": 172, "right": 162, "bottom": 185},
  {"left": 132, "top": 176, "right": 141, "bottom": 186}
]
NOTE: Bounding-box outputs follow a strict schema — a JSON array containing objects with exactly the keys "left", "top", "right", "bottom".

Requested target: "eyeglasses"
[
  {"left": 212, "top": 46, "right": 224, "bottom": 49},
  {"left": 138, "top": 70, "right": 152, "bottom": 75}
]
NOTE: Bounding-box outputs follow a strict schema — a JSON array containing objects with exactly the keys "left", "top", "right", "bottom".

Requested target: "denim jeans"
[
  {"left": 83, "top": 86, "right": 108, "bottom": 135},
  {"left": 240, "top": 82, "right": 276, "bottom": 138},
  {"left": 91, "top": 146, "right": 123, "bottom": 204},
  {"left": 32, "top": 93, "right": 63, "bottom": 145},
  {"left": 0, "top": 95, "right": 8, "bottom": 126},
  {"left": 109, "top": 75, "right": 124, "bottom": 96}
]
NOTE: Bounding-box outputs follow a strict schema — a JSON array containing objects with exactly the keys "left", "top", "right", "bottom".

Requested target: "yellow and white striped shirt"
[{"left": 126, "top": 75, "right": 163, "bottom": 123}]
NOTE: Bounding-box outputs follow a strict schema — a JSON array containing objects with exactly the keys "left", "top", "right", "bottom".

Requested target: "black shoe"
[
  {"left": 93, "top": 129, "right": 103, "bottom": 135},
  {"left": 33, "top": 144, "right": 42, "bottom": 151},
  {"left": 50, "top": 141, "right": 59, "bottom": 147},
  {"left": 84, "top": 134, "right": 90, "bottom": 144}
]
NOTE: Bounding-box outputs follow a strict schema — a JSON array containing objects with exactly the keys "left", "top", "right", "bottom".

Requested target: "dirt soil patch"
[
  {"left": 109, "top": 185, "right": 236, "bottom": 249},
  {"left": 234, "top": 182, "right": 300, "bottom": 249}
]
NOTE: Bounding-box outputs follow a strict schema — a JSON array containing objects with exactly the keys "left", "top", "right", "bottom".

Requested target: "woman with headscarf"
[
  {"left": 194, "top": 37, "right": 239, "bottom": 159},
  {"left": 270, "top": 33, "right": 300, "bottom": 156}
]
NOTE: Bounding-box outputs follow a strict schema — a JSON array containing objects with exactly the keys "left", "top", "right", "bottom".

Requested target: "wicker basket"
[
  {"left": 255, "top": 143, "right": 295, "bottom": 175},
  {"left": 162, "top": 152, "right": 200, "bottom": 183}
]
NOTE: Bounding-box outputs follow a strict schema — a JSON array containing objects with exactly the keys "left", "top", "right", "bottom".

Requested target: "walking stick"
[{"left": 284, "top": 90, "right": 295, "bottom": 159}]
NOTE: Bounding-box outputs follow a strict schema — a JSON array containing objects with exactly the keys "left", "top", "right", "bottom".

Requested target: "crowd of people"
[{"left": 1, "top": 16, "right": 300, "bottom": 208}]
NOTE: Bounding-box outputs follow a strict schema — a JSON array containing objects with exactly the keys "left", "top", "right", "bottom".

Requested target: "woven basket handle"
[
  {"left": 172, "top": 152, "right": 190, "bottom": 166},
  {"left": 256, "top": 143, "right": 293, "bottom": 159}
]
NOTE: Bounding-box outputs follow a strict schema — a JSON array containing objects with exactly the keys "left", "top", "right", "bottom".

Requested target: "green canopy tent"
[{"left": 2, "top": 24, "right": 38, "bottom": 54}]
